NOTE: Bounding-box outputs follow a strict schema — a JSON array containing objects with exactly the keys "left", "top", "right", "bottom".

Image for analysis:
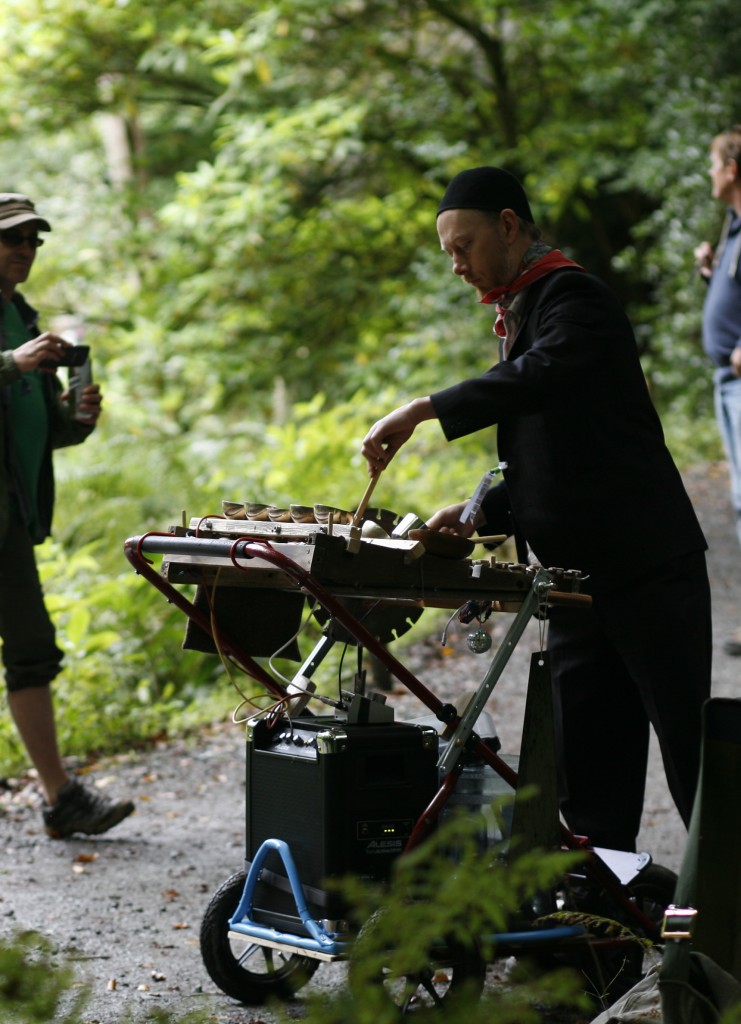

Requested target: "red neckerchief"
[{"left": 480, "top": 250, "right": 585, "bottom": 337}]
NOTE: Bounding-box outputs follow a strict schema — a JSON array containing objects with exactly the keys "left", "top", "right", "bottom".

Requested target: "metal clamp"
[{"left": 661, "top": 905, "right": 699, "bottom": 940}]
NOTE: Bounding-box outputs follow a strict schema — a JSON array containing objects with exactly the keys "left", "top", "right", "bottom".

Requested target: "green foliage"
[
  {"left": 0, "top": 0, "right": 738, "bottom": 771},
  {"left": 0, "top": 930, "right": 209, "bottom": 1022},
  {"left": 0, "top": 931, "right": 85, "bottom": 1023},
  {"left": 0, "top": 531, "right": 232, "bottom": 775},
  {"left": 0, "top": 816, "right": 596, "bottom": 1023},
  {"left": 348, "top": 822, "right": 582, "bottom": 968},
  {"left": 723, "top": 1003, "right": 741, "bottom": 1024},
  {"left": 300, "top": 808, "right": 592, "bottom": 1023},
  {"left": 1, "top": 7, "right": 738, "bottom": 1018}
]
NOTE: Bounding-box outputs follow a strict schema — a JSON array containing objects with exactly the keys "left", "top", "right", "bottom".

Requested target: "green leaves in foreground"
[
  {"left": 0, "top": 931, "right": 208, "bottom": 1022},
  {"left": 303, "top": 808, "right": 593, "bottom": 1024},
  {"left": 0, "top": 931, "right": 85, "bottom": 1024}
]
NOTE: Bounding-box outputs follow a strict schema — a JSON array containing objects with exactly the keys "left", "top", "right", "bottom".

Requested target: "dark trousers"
[
  {"left": 0, "top": 519, "right": 63, "bottom": 692},
  {"left": 547, "top": 551, "right": 712, "bottom": 852}
]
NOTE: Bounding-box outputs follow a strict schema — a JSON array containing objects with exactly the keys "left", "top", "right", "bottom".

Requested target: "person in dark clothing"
[
  {"left": 0, "top": 192, "right": 134, "bottom": 838},
  {"left": 695, "top": 126, "right": 741, "bottom": 656},
  {"left": 361, "top": 167, "right": 712, "bottom": 852}
]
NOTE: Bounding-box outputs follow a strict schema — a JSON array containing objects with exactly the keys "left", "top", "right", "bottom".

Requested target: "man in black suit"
[{"left": 361, "top": 167, "right": 711, "bottom": 853}]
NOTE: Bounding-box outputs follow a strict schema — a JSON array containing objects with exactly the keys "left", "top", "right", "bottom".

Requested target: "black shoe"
[
  {"left": 722, "top": 639, "right": 741, "bottom": 657},
  {"left": 42, "top": 778, "right": 135, "bottom": 839}
]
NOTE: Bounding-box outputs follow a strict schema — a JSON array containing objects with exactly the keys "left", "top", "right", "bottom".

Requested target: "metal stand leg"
[{"left": 438, "top": 569, "right": 552, "bottom": 774}]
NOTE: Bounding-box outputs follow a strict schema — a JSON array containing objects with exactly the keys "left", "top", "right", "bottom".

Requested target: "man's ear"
[{"left": 500, "top": 208, "right": 521, "bottom": 239}]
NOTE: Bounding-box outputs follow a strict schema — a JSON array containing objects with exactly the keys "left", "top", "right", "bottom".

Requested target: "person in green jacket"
[{"left": 0, "top": 192, "right": 133, "bottom": 838}]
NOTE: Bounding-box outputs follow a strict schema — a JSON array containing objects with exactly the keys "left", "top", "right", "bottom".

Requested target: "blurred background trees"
[{"left": 0, "top": 0, "right": 738, "bottom": 766}]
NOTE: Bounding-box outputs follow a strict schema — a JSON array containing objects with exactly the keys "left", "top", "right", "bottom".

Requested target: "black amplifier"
[{"left": 244, "top": 715, "right": 439, "bottom": 934}]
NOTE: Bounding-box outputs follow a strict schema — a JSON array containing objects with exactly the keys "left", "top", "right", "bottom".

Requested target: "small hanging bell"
[{"left": 466, "top": 628, "right": 492, "bottom": 654}]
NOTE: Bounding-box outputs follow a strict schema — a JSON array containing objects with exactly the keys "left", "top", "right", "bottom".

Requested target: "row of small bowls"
[{"left": 221, "top": 500, "right": 354, "bottom": 525}]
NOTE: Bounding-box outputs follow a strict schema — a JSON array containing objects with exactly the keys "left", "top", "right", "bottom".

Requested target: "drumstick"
[{"left": 352, "top": 471, "right": 381, "bottom": 528}]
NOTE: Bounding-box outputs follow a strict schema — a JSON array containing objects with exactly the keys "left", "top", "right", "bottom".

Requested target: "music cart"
[{"left": 124, "top": 507, "right": 676, "bottom": 1012}]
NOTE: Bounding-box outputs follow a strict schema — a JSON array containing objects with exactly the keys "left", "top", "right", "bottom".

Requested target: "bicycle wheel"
[
  {"left": 349, "top": 908, "right": 486, "bottom": 1017},
  {"left": 200, "top": 871, "right": 320, "bottom": 1004}
]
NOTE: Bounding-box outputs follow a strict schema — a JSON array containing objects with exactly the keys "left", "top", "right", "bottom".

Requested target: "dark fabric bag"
[
  {"left": 591, "top": 698, "right": 741, "bottom": 1024},
  {"left": 659, "top": 698, "right": 741, "bottom": 1023}
]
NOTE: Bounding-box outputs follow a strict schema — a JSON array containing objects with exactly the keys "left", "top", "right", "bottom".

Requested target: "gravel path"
[{"left": 1, "top": 462, "right": 739, "bottom": 1023}]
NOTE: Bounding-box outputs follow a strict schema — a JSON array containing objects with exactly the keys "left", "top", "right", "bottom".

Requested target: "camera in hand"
[{"left": 40, "top": 344, "right": 90, "bottom": 369}]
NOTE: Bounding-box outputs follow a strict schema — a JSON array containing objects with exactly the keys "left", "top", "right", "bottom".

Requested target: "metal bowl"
[
  {"left": 313, "top": 504, "right": 353, "bottom": 526},
  {"left": 290, "top": 504, "right": 317, "bottom": 524},
  {"left": 245, "top": 502, "right": 270, "bottom": 521},
  {"left": 222, "top": 500, "right": 247, "bottom": 520},
  {"left": 267, "top": 506, "right": 292, "bottom": 523}
]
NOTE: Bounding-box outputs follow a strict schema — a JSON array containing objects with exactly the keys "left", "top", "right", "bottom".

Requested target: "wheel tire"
[
  {"left": 576, "top": 862, "right": 678, "bottom": 1007},
  {"left": 624, "top": 862, "right": 677, "bottom": 931},
  {"left": 525, "top": 862, "right": 677, "bottom": 1009},
  {"left": 348, "top": 908, "right": 486, "bottom": 1017},
  {"left": 200, "top": 871, "right": 320, "bottom": 1004}
]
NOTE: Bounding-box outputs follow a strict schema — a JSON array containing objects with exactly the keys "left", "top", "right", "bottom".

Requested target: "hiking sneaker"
[{"left": 42, "top": 778, "right": 135, "bottom": 839}]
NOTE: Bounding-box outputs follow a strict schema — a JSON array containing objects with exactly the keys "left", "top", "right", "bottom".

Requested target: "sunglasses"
[{"left": 0, "top": 229, "right": 44, "bottom": 249}]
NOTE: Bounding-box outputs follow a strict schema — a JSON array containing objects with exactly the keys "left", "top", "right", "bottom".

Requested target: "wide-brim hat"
[{"left": 0, "top": 193, "right": 51, "bottom": 231}]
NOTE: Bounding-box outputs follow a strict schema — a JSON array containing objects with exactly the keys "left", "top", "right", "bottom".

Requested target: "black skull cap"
[{"left": 437, "top": 166, "right": 534, "bottom": 222}]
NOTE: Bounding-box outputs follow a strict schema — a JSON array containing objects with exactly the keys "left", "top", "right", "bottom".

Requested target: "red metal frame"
[{"left": 124, "top": 532, "right": 663, "bottom": 941}]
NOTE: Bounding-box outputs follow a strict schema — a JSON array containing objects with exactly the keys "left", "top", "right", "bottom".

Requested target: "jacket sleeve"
[
  {"left": 430, "top": 271, "right": 635, "bottom": 441},
  {"left": 45, "top": 374, "right": 95, "bottom": 450},
  {"left": 0, "top": 350, "right": 22, "bottom": 386}
]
